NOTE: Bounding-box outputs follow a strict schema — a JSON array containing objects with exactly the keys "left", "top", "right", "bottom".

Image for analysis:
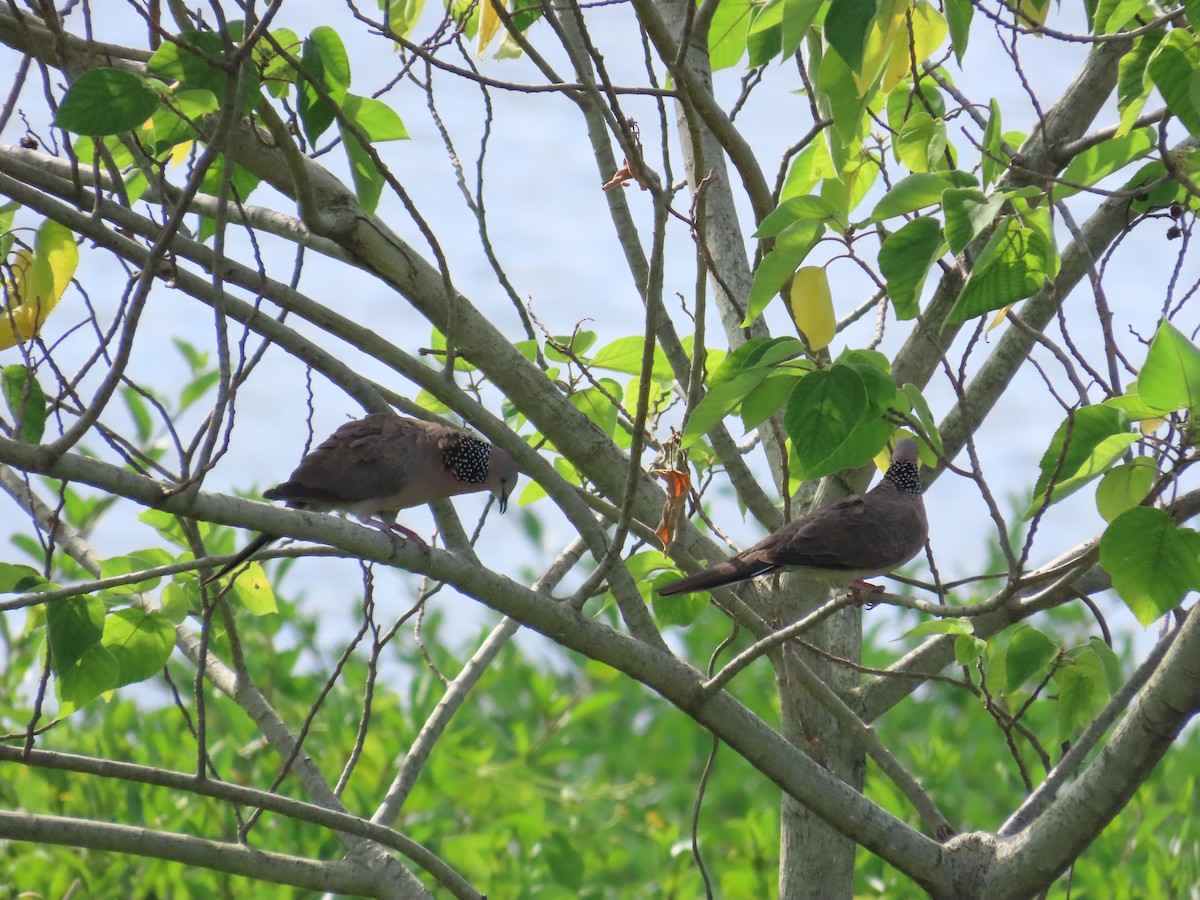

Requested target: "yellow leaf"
[
  {"left": 478, "top": 0, "right": 503, "bottom": 58},
  {"left": 7, "top": 247, "right": 34, "bottom": 299},
  {"left": 789, "top": 265, "right": 835, "bottom": 351},
  {"left": 0, "top": 220, "right": 78, "bottom": 350},
  {"left": 169, "top": 140, "right": 193, "bottom": 168},
  {"left": 882, "top": 2, "right": 949, "bottom": 94},
  {"left": 986, "top": 304, "right": 1013, "bottom": 334},
  {"left": 36, "top": 219, "right": 78, "bottom": 304},
  {"left": 854, "top": 0, "right": 907, "bottom": 96},
  {"left": 0, "top": 302, "right": 42, "bottom": 349},
  {"left": 1007, "top": 0, "right": 1049, "bottom": 27}
]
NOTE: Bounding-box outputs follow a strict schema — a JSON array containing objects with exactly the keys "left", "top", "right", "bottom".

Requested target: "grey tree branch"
[
  {"left": 0, "top": 810, "right": 380, "bottom": 896},
  {"left": 0, "top": 745, "right": 479, "bottom": 899}
]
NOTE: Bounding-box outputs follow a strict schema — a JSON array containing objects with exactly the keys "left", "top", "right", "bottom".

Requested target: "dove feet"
[
  {"left": 363, "top": 517, "right": 431, "bottom": 555},
  {"left": 848, "top": 580, "right": 885, "bottom": 604}
]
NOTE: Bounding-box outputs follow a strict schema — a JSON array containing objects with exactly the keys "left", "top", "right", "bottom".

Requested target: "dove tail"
[
  {"left": 655, "top": 559, "right": 777, "bottom": 596},
  {"left": 201, "top": 532, "right": 276, "bottom": 586}
]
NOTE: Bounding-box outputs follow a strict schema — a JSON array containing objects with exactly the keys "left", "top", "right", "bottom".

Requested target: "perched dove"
[
  {"left": 656, "top": 439, "right": 926, "bottom": 596},
  {"left": 204, "top": 413, "right": 519, "bottom": 584}
]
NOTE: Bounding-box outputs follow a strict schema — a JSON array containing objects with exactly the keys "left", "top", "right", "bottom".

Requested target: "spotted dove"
[
  {"left": 656, "top": 438, "right": 927, "bottom": 596},
  {"left": 204, "top": 413, "right": 519, "bottom": 584}
]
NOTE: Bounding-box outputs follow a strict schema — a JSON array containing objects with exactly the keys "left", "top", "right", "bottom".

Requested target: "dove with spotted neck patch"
[
  {"left": 204, "top": 413, "right": 518, "bottom": 584},
  {"left": 656, "top": 439, "right": 927, "bottom": 596}
]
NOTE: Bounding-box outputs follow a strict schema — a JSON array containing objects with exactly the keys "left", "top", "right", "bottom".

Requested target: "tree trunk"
[{"left": 773, "top": 581, "right": 865, "bottom": 899}]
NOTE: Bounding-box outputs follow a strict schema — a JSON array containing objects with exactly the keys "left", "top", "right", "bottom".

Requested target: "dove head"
[
  {"left": 443, "top": 437, "right": 520, "bottom": 513},
  {"left": 486, "top": 447, "right": 520, "bottom": 513},
  {"left": 885, "top": 438, "right": 922, "bottom": 495}
]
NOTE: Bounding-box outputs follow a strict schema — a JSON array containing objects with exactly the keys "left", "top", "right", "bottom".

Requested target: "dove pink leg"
[{"left": 363, "top": 516, "right": 431, "bottom": 554}]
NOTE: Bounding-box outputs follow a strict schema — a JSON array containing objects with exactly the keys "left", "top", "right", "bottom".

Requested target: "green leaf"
[
  {"left": 825, "top": 0, "right": 877, "bottom": 71},
  {"left": 1054, "top": 650, "right": 1108, "bottom": 743},
  {"left": 816, "top": 43, "right": 871, "bottom": 172},
  {"left": 954, "top": 633, "right": 987, "bottom": 666},
  {"left": 1103, "top": 383, "right": 1169, "bottom": 421},
  {"left": 878, "top": 216, "right": 943, "bottom": 319},
  {"left": 785, "top": 351, "right": 902, "bottom": 478},
  {"left": 1120, "top": 159, "right": 1186, "bottom": 216},
  {"left": 173, "top": 337, "right": 208, "bottom": 374},
  {"left": 784, "top": 364, "right": 871, "bottom": 478},
  {"left": 229, "top": 563, "right": 278, "bottom": 616},
  {"left": 1030, "top": 406, "right": 1135, "bottom": 512},
  {"left": 1055, "top": 127, "right": 1156, "bottom": 200},
  {"left": 820, "top": 153, "right": 878, "bottom": 219},
  {"left": 102, "top": 608, "right": 175, "bottom": 688},
  {"left": 743, "top": 218, "right": 824, "bottom": 326},
  {"left": 1005, "top": 624, "right": 1058, "bottom": 691},
  {"left": 0, "top": 563, "right": 47, "bottom": 593},
  {"left": 650, "top": 573, "right": 709, "bottom": 626},
  {"left": 2, "top": 365, "right": 47, "bottom": 443},
  {"left": 137, "top": 509, "right": 193, "bottom": 549},
  {"left": 748, "top": 8, "right": 784, "bottom": 68},
  {"left": 1117, "top": 32, "right": 1164, "bottom": 137},
  {"left": 740, "top": 371, "right": 804, "bottom": 431},
  {"left": 1094, "top": 0, "right": 1147, "bottom": 33},
  {"left": 161, "top": 580, "right": 196, "bottom": 624},
  {"left": 901, "top": 383, "right": 944, "bottom": 456},
  {"left": 98, "top": 549, "right": 176, "bottom": 595},
  {"left": 682, "top": 369, "right": 774, "bottom": 448},
  {"left": 871, "top": 171, "right": 976, "bottom": 221},
  {"left": 886, "top": 82, "right": 945, "bottom": 134},
  {"left": 146, "top": 88, "right": 219, "bottom": 154},
  {"left": 335, "top": 95, "right": 413, "bottom": 212},
  {"left": 54, "top": 68, "right": 161, "bottom": 136},
  {"left": 0, "top": 200, "right": 20, "bottom": 259},
  {"left": 707, "top": 0, "right": 753, "bottom": 69},
  {"left": 781, "top": 135, "right": 838, "bottom": 200},
  {"left": 299, "top": 26, "right": 352, "bottom": 144},
  {"left": 180, "top": 371, "right": 220, "bottom": 410},
  {"left": 197, "top": 156, "right": 261, "bottom": 237},
  {"left": 754, "top": 195, "right": 840, "bottom": 238},
  {"left": 147, "top": 31, "right": 259, "bottom": 113},
  {"left": 712, "top": 337, "right": 807, "bottom": 389},
  {"left": 642, "top": 551, "right": 709, "bottom": 624},
  {"left": 341, "top": 123, "right": 384, "bottom": 213},
  {"left": 1139, "top": 320, "right": 1200, "bottom": 412},
  {"left": 904, "top": 616, "right": 974, "bottom": 638},
  {"left": 942, "top": 189, "right": 1005, "bottom": 255},
  {"left": 46, "top": 596, "right": 105, "bottom": 672},
  {"left": 836, "top": 348, "right": 896, "bottom": 412},
  {"left": 1096, "top": 457, "right": 1157, "bottom": 523},
  {"left": 342, "top": 93, "right": 408, "bottom": 142},
  {"left": 944, "top": 0, "right": 973, "bottom": 63},
  {"left": 1148, "top": 30, "right": 1200, "bottom": 137},
  {"left": 680, "top": 339, "right": 809, "bottom": 443},
  {"left": 981, "top": 99, "right": 1005, "bottom": 187},
  {"left": 800, "top": 415, "right": 896, "bottom": 481},
  {"left": 782, "top": 0, "right": 824, "bottom": 58},
  {"left": 57, "top": 642, "right": 120, "bottom": 708},
  {"left": 948, "top": 217, "right": 1053, "bottom": 324},
  {"left": 592, "top": 336, "right": 673, "bottom": 380},
  {"left": 895, "top": 110, "right": 947, "bottom": 173},
  {"left": 1100, "top": 507, "right": 1200, "bottom": 626},
  {"left": 570, "top": 381, "right": 623, "bottom": 439},
  {"left": 544, "top": 330, "right": 597, "bottom": 361},
  {"left": 1089, "top": 637, "right": 1123, "bottom": 693},
  {"left": 255, "top": 27, "right": 302, "bottom": 89}
]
